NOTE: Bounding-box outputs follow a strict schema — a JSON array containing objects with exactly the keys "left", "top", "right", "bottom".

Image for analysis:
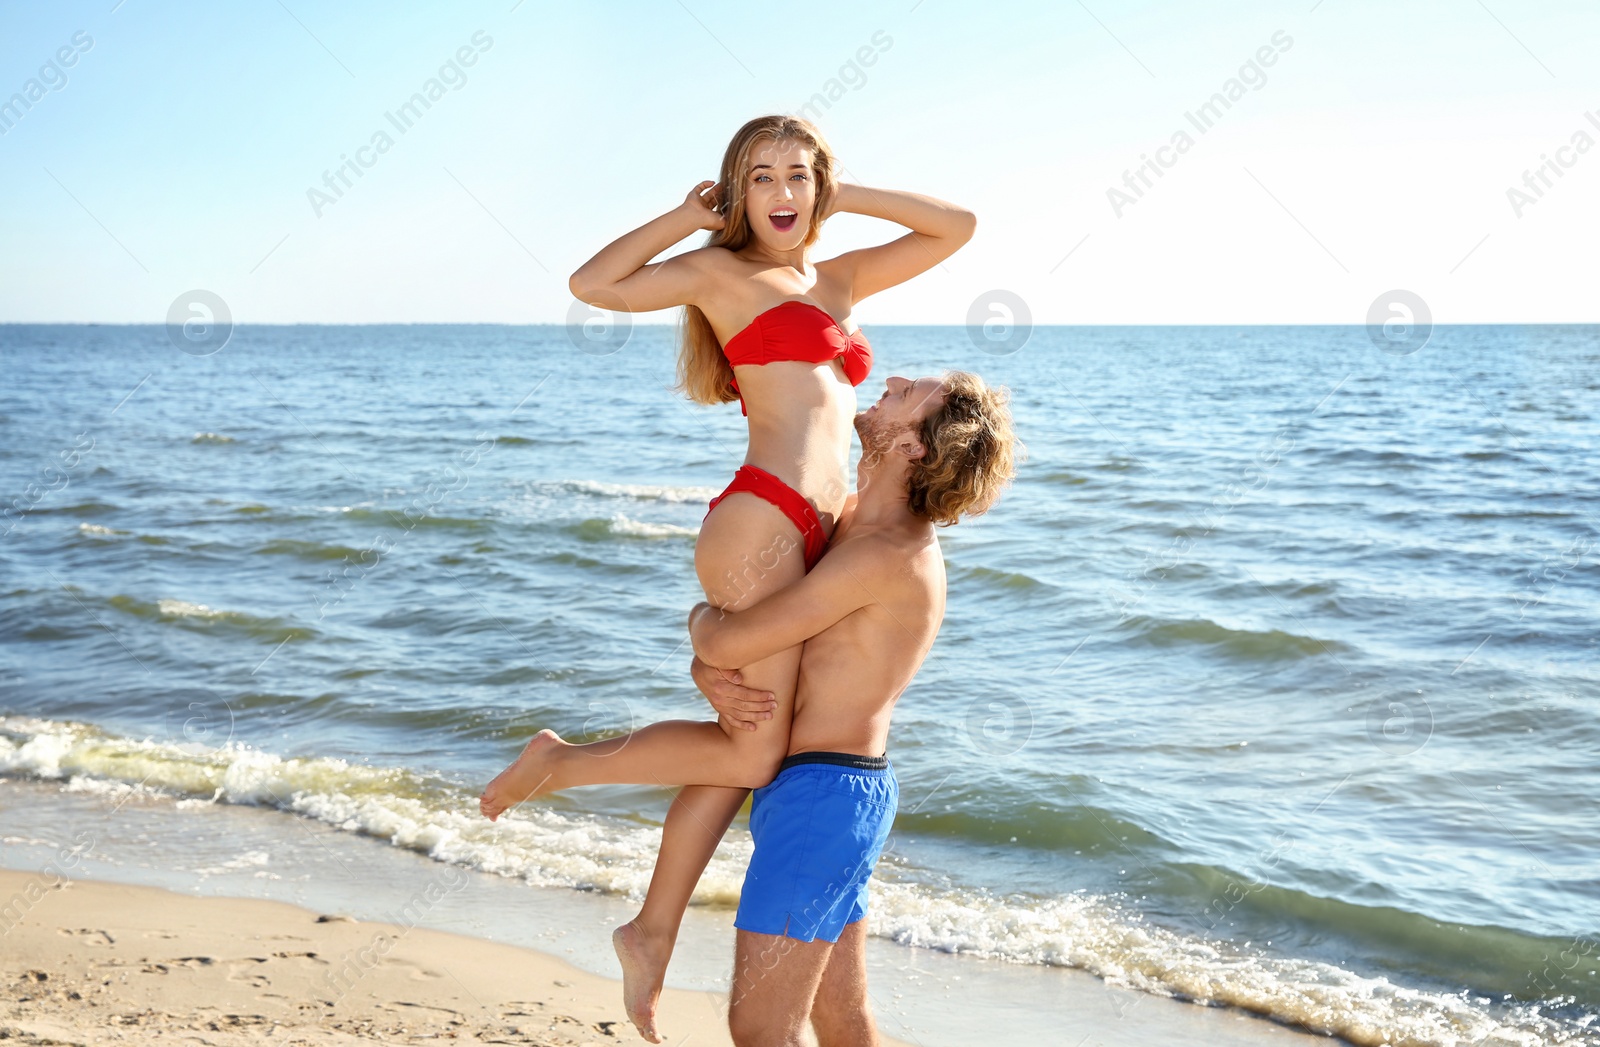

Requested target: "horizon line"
[{"left": 3, "top": 320, "right": 1597, "bottom": 329}]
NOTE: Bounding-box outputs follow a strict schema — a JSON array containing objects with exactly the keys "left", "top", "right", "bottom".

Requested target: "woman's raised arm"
[
  {"left": 568, "top": 181, "right": 727, "bottom": 314},
  {"left": 825, "top": 182, "right": 977, "bottom": 303}
]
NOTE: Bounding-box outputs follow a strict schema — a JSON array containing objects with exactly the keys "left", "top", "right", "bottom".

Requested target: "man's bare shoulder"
[
  {"left": 834, "top": 524, "right": 941, "bottom": 588},
  {"left": 898, "top": 528, "right": 946, "bottom": 585}
]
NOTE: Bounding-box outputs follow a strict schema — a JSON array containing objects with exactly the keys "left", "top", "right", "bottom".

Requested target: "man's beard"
[{"left": 855, "top": 411, "right": 916, "bottom": 471}]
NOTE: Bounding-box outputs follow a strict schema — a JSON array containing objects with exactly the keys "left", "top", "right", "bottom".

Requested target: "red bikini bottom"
[{"left": 704, "top": 465, "right": 827, "bottom": 572}]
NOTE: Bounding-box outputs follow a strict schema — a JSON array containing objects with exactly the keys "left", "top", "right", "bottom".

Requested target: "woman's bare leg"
[
  {"left": 617, "top": 494, "right": 814, "bottom": 1040},
  {"left": 478, "top": 711, "right": 790, "bottom": 818},
  {"left": 476, "top": 493, "right": 815, "bottom": 1040},
  {"left": 634, "top": 786, "right": 747, "bottom": 936},
  {"left": 480, "top": 494, "right": 812, "bottom": 819},
  {"left": 614, "top": 785, "right": 748, "bottom": 1042}
]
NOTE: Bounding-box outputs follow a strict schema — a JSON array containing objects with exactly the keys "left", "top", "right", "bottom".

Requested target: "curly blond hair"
[{"left": 907, "top": 371, "right": 1019, "bottom": 526}]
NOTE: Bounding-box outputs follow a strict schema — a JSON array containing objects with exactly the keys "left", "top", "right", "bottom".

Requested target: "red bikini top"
[{"left": 721, "top": 300, "right": 874, "bottom": 416}]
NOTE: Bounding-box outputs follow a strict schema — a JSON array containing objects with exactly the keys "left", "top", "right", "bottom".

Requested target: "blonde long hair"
[{"left": 676, "top": 115, "right": 841, "bottom": 405}]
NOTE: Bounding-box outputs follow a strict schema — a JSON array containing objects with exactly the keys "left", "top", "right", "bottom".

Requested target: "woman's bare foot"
[
  {"left": 479, "top": 730, "right": 566, "bottom": 821},
  {"left": 612, "top": 919, "right": 672, "bottom": 1043}
]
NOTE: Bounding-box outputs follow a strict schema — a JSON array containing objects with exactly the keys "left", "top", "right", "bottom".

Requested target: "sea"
[{"left": 1, "top": 322, "right": 1596, "bottom": 1046}]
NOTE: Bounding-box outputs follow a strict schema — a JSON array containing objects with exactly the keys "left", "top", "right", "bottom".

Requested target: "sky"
[{"left": 0, "top": 0, "right": 1595, "bottom": 325}]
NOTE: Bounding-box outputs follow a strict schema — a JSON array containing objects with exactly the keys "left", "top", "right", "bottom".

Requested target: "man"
[{"left": 687, "top": 369, "right": 1017, "bottom": 1046}]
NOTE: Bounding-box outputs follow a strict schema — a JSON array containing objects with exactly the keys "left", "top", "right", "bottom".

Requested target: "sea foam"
[{"left": 0, "top": 716, "right": 1579, "bottom": 1047}]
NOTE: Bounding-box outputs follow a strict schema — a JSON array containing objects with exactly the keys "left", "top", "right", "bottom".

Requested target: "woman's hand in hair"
[
  {"left": 680, "top": 180, "right": 727, "bottom": 232},
  {"left": 821, "top": 182, "right": 860, "bottom": 223}
]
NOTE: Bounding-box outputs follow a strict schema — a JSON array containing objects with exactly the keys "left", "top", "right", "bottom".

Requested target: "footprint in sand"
[
  {"left": 500, "top": 1001, "right": 546, "bottom": 1017},
  {"left": 383, "top": 1001, "right": 465, "bottom": 1025},
  {"left": 223, "top": 957, "right": 271, "bottom": 987},
  {"left": 58, "top": 928, "right": 114, "bottom": 946},
  {"left": 377, "top": 958, "right": 447, "bottom": 981},
  {"left": 168, "top": 956, "right": 216, "bottom": 968}
]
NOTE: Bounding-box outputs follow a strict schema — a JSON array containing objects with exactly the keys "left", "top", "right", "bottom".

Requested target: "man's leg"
[
  {"left": 809, "top": 918, "right": 877, "bottom": 1047},
  {"left": 728, "top": 928, "right": 834, "bottom": 1047}
]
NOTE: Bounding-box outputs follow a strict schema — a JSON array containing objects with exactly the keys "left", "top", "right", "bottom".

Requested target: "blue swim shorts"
[{"left": 734, "top": 751, "right": 899, "bottom": 944}]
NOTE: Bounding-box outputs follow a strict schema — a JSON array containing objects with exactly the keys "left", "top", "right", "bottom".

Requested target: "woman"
[{"left": 479, "top": 113, "right": 975, "bottom": 1041}]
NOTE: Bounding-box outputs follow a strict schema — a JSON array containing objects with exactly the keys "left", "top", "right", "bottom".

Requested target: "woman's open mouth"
[{"left": 770, "top": 210, "right": 797, "bottom": 231}]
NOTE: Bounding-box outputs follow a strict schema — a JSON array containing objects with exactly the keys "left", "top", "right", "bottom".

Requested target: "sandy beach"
[
  {"left": 0, "top": 780, "right": 1360, "bottom": 1047},
  {"left": 0, "top": 870, "right": 762, "bottom": 1046},
  {"left": 0, "top": 862, "right": 1357, "bottom": 1047}
]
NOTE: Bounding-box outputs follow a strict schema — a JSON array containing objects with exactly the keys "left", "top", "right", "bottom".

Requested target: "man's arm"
[{"left": 688, "top": 537, "right": 885, "bottom": 669}]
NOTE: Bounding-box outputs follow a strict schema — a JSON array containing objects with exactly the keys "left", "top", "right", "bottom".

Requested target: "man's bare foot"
[
  {"left": 479, "top": 730, "right": 565, "bottom": 821},
  {"left": 613, "top": 919, "right": 672, "bottom": 1043}
]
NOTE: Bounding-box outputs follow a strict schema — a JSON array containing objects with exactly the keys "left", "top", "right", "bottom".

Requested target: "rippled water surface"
[{"left": 2, "top": 323, "right": 1597, "bottom": 1045}]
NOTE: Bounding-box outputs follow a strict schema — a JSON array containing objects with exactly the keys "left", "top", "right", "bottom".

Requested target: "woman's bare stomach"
[{"left": 733, "top": 366, "right": 856, "bottom": 517}]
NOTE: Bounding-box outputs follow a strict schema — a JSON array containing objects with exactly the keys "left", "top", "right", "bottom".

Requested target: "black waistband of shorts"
[{"left": 778, "top": 750, "right": 889, "bottom": 772}]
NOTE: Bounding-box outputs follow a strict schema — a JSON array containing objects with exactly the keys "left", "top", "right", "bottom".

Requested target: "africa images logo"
[
  {"left": 306, "top": 31, "right": 493, "bottom": 218},
  {"left": 0, "top": 31, "right": 93, "bottom": 136}
]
